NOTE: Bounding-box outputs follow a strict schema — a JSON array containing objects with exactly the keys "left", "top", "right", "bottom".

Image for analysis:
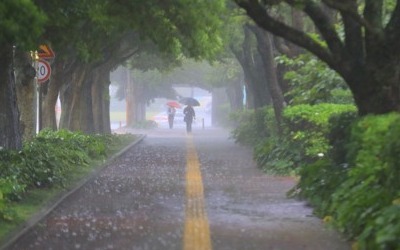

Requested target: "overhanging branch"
[
  {"left": 299, "top": 1, "right": 345, "bottom": 59},
  {"left": 235, "top": 0, "right": 335, "bottom": 66}
]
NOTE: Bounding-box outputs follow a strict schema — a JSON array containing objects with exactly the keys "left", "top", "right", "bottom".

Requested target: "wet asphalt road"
[{"left": 3, "top": 127, "right": 350, "bottom": 250}]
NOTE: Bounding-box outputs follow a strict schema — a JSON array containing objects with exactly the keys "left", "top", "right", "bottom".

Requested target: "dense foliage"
[
  {"left": 0, "top": 0, "right": 46, "bottom": 49},
  {"left": 231, "top": 103, "right": 356, "bottom": 175},
  {"left": 295, "top": 113, "right": 400, "bottom": 250},
  {"left": 0, "top": 130, "right": 129, "bottom": 221},
  {"left": 232, "top": 106, "right": 400, "bottom": 249},
  {"left": 276, "top": 53, "right": 353, "bottom": 105}
]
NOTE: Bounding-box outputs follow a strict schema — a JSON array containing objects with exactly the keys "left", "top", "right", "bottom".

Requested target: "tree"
[
  {"left": 234, "top": 0, "right": 400, "bottom": 115},
  {"left": 0, "top": 0, "right": 46, "bottom": 150}
]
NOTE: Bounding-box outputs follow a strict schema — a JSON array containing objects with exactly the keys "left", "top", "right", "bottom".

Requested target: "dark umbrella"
[{"left": 179, "top": 97, "right": 200, "bottom": 106}]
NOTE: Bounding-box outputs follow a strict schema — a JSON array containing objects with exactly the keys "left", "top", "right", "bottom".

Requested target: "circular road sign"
[{"left": 37, "top": 59, "right": 51, "bottom": 83}]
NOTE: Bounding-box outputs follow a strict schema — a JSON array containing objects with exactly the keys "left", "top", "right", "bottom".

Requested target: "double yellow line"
[{"left": 183, "top": 135, "right": 212, "bottom": 250}]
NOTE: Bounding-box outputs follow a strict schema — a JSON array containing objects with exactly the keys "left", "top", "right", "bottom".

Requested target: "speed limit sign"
[{"left": 37, "top": 59, "right": 51, "bottom": 83}]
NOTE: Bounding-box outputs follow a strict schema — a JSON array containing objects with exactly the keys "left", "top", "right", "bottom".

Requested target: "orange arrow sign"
[{"left": 38, "top": 44, "right": 55, "bottom": 59}]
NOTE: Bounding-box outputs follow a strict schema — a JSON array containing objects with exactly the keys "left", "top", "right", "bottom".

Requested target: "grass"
[{"left": 0, "top": 134, "right": 138, "bottom": 246}]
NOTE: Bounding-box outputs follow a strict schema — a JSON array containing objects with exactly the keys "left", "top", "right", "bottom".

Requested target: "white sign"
[{"left": 37, "top": 59, "right": 51, "bottom": 83}]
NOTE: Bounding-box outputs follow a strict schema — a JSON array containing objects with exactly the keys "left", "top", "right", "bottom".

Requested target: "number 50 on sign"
[{"left": 37, "top": 59, "right": 51, "bottom": 83}]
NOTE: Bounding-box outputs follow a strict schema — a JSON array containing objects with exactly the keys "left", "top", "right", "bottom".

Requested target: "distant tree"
[
  {"left": 235, "top": 0, "right": 400, "bottom": 115},
  {"left": 206, "top": 59, "right": 245, "bottom": 112}
]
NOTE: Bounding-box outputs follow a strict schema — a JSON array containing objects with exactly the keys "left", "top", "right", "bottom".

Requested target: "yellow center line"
[{"left": 183, "top": 134, "right": 212, "bottom": 250}]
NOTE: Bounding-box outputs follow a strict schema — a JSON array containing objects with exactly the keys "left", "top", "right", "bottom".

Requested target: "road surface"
[{"left": 2, "top": 127, "right": 350, "bottom": 250}]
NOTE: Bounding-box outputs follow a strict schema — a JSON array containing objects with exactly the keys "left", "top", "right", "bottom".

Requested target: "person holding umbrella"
[
  {"left": 183, "top": 104, "right": 196, "bottom": 133},
  {"left": 166, "top": 101, "right": 180, "bottom": 129},
  {"left": 167, "top": 106, "right": 176, "bottom": 129},
  {"left": 180, "top": 97, "right": 200, "bottom": 133}
]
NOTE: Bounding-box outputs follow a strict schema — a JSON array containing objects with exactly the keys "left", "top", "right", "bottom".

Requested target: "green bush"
[
  {"left": 231, "top": 104, "right": 356, "bottom": 175},
  {"left": 289, "top": 111, "right": 358, "bottom": 212},
  {"left": 289, "top": 158, "right": 348, "bottom": 215},
  {"left": 230, "top": 108, "right": 274, "bottom": 146},
  {"left": 283, "top": 104, "right": 356, "bottom": 160},
  {"left": 294, "top": 113, "right": 400, "bottom": 249},
  {"left": 329, "top": 114, "right": 400, "bottom": 248},
  {"left": 276, "top": 53, "right": 352, "bottom": 105},
  {"left": 254, "top": 136, "right": 301, "bottom": 175},
  {"left": 326, "top": 111, "right": 359, "bottom": 166},
  {"left": 0, "top": 129, "right": 112, "bottom": 222}
]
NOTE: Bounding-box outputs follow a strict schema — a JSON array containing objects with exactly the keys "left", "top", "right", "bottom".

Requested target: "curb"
[{"left": 0, "top": 134, "right": 146, "bottom": 250}]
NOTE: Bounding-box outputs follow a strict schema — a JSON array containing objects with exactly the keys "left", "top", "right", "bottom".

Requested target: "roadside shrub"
[
  {"left": 17, "top": 129, "right": 108, "bottom": 188},
  {"left": 254, "top": 136, "right": 301, "bottom": 175},
  {"left": 294, "top": 113, "right": 400, "bottom": 249},
  {"left": 289, "top": 111, "right": 358, "bottom": 213},
  {"left": 37, "top": 129, "right": 107, "bottom": 158},
  {"left": 283, "top": 103, "right": 356, "bottom": 161},
  {"left": 329, "top": 114, "right": 400, "bottom": 248},
  {"left": 230, "top": 108, "right": 273, "bottom": 146},
  {"left": 231, "top": 104, "right": 356, "bottom": 175},
  {"left": 0, "top": 130, "right": 111, "bottom": 221},
  {"left": 326, "top": 111, "right": 359, "bottom": 166},
  {"left": 0, "top": 177, "right": 25, "bottom": 221}
]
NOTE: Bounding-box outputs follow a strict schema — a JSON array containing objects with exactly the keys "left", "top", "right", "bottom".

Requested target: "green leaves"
[
  {"left": 0, "top": 129, "right": 114, "bottom": 222},
  {"left": 295, "top": 113, "right": 400, "bottom": 249},
  {"left": 0, "top": 0, "right": 46, "bottom": 49},
  {"left": 276, "top": 53, "right": 352, "bottom": 105}
]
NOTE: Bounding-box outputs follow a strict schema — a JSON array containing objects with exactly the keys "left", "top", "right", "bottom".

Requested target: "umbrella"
[
  {"left": 179, "top": 97, "right": 200, "bottom": 106},
  {"left": 166, "top": 101, "right": 181, "bottom": 108}
]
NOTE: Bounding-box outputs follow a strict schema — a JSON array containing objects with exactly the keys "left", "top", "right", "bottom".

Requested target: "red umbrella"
[{"left": 166, "top": 101, "right": 181, "bottom": 108}]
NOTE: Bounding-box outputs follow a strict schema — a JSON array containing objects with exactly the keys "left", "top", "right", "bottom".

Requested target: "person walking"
[
  {"left": 183, "top": 104, "right": 195, "bottom": 133},
  {"left": 167, "top": 106, "right": 176, "bottom": 129}
]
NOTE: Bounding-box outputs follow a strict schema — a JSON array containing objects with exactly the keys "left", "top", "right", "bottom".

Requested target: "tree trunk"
[
  {"left": 343, "top": 59, "right": 400, "bottom": 115},
  {"left": 103, "top": 82, "right": 111, "bottom": 134},
  {"left": 59, "top": 65, "right": 88, "bottom": 130},
  {"left": 211, "top": 88, "right": 228, "bottom": 126},
  {"left": 225, "top": 77, "right": 244, "bottom": 112},
  {"left": 231, "top": 25, "right": 271, "bottom": 109},
  {"left": 0, "top": 45, "right": 22, "bottom": 150},
  {"left": 135, "top": 82, "right": 146, "bottom": 123},
  {"left": 15, "top": 50, "right": 36, "bottom": 140},
  {"left": 242, "top": 25, "right": 271, "bottom": 108},
  {"left": 42, "top": 60, "right": 66, "bottom": 130},
  {"left": 78, "top": 74, "right": 95, "bottom": 133},
  {"left": 125, "top": 69, "right": 136, "bottom": 126},
  {"left": 251, "top": 26, "right": 286, "bottom": 132},
  {"left": 92, "top": 66, "right": 112, "bottom": 134}
]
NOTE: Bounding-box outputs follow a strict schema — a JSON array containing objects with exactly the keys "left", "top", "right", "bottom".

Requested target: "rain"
[
  {"left": 4, "top": 1, "right": 396, "bottom": 250},
  {"left": 3, "top": 123, "right": 350, "bottom": 249}
]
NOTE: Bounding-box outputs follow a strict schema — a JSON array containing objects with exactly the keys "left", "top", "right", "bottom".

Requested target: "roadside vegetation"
[
  {"left": 230, "top": 54, "right": 400, "bottom": 249},
  {"left": 0, "top": 130, "right": 137, "bottom": 243}
]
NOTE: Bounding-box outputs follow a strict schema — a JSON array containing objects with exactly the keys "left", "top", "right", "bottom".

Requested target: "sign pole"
[
  {"left": 31, "top": 51, "right": 40, "bottom": 134},
  {"left": 38, "top": 83, "right": 42, "bottom": 132}
]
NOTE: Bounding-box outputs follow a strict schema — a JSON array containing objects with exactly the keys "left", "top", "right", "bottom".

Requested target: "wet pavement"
[{"left": 2, "top": 127, "right": 350, "bottom": 250}]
